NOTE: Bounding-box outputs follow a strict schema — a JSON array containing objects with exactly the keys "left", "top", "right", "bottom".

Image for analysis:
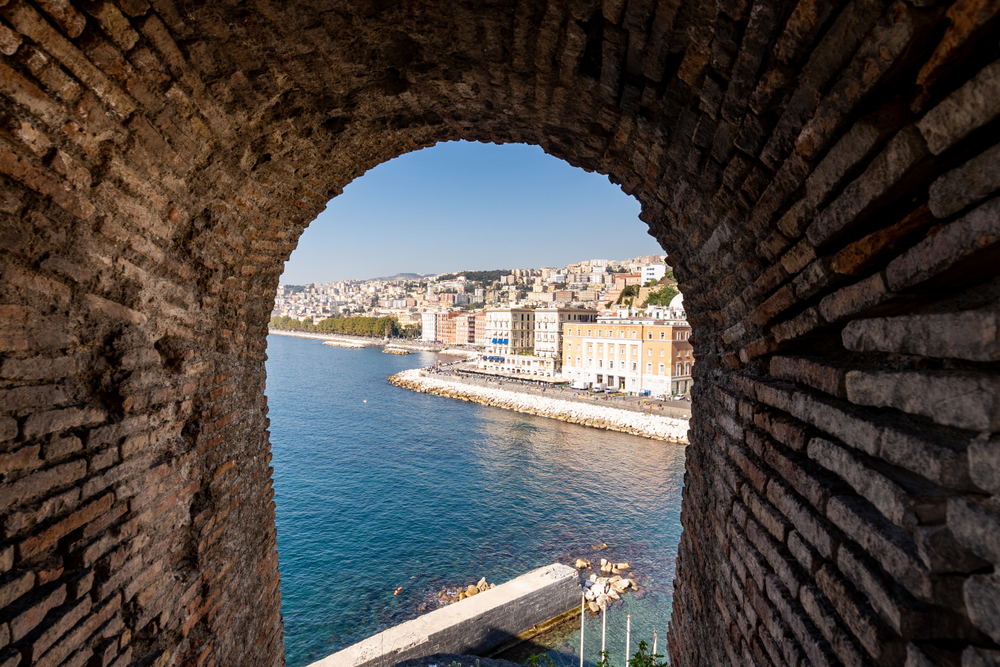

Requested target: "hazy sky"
[{"left": 279, "top": 140, "right": 665, "bottom": 284}]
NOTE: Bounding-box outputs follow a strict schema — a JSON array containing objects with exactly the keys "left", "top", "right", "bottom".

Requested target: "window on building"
[
  {"left": 619, "top": 331, "right": 624, "bottom": 338},
  {"left": 576, "top": 356, "right": 581, "bottom": 366},
  {"left": 587, "top": 329, "right": 592, "bottom": 336},
  {"left": 647, "top": 332, "right": 653, "bottom": 339},
  {"left": 659, "top": 363, "right": 665, "bottom": 375},
  {"left": 598, "top": 359, "right": 603, "bottom": 368},
  {"left": 610, "top": 360, "right": 615, "bottom": 369},
  {"left": 646, "top": 362, "right": 652, "bottom": 373},
  {"left": 660, "top": 349, "right": 665, "bottom": 357},
  {"left": 588, "top": 358, "right": 593, "bottom": 367},
  {"left": 598, "top": 330, "right": 602, "bottom": 337},
  {"left": 660, "top": 332, "right": 665, "bottom": 339},
  {"left": 647, "top": 349, "right": 652, "bottom": 356},
  {"left": 677, "top": 363, "right": 682, "bottom": 375},
  {"left": 620, "top": 346, "right": 625, "bottom": 354},
  {"left": 631, "top": 331, "right": 637, "bottom": 339},
  {"left": 631, "top": 362, "right": 637, "bottom": 371},
  {"left": 685, "top": 362, "right": 691, "bottom": 374}
]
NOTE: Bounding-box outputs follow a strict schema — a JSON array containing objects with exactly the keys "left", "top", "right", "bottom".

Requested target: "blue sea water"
[{"left": 265, "top": 335, "right": 687, "bottom": 667}]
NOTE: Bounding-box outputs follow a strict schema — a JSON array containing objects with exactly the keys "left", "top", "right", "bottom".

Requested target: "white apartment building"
[
  {"left": 421, "top": 311, "right": 438, "bottom": 343},
  {"left": 533, "top": 308, "right": 597, "bottom": 371},
  {"left": 642, "top": 264, "right": 668, "bottom": 283}
]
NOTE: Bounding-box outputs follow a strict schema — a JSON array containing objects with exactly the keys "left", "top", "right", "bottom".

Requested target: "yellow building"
[{"left": 561, "top": 295, "right": 693, "bottom": 396}]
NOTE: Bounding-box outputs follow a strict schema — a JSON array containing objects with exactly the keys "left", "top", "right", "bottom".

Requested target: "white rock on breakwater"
[{"left": 389, "top": 369, "right": 689, "bottom": 443}]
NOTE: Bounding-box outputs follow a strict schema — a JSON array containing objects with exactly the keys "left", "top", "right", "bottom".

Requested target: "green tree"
[{"left": 643, "top": 285, "right": 679, "bottom": 307}]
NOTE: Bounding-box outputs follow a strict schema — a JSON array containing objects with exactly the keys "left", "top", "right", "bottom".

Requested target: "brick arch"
[{"left": 1, "top": 1, "right": 999, "bottom": 666}]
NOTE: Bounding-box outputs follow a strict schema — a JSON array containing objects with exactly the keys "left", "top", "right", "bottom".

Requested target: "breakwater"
[
  {"left": 389, "top": 369, "right": 689, "bottom": 443},
  {"left": 308, "top": 564, "right": 581, "bottom": 667}
]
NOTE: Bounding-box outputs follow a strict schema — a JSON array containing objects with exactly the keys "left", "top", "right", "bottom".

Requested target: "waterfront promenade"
[
  {"left": 268, "top": 328, "right": 442, "bottom": 351},
  {"left": 390, "top": 368, "right": 690, "bottom": 443}
]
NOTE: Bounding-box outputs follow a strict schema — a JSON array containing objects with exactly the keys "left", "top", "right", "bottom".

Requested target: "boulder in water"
[
  {"left": 574, "top": 559, "right": 590, "bottom": 569},
  {"left": 466, "top": 585, "right": 479, "bottom": 597},
  {"left": 477, "top": 577, "right": 489, "bottom": 592}
]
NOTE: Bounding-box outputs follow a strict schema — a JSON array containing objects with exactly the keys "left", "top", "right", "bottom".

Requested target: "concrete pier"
[{"left": 308, "top": 564, "right": 581, "bottom": 667}]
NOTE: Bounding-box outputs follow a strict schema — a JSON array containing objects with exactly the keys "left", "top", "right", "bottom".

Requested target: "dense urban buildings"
[{"left": 271, "top": 255, "right": 694, "bottom": 396}]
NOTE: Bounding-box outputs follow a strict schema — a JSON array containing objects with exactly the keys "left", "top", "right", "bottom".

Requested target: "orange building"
[{"left": 561, "top": 295, "right": 693, "bottom": 396}]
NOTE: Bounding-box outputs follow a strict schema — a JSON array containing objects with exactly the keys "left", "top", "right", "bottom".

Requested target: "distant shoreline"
[
  {"left": 389, "top": 368, "right": 689, "bottom": 443},
  {"left": 267, "top": 328, "right": 444, "bottom": 352}
]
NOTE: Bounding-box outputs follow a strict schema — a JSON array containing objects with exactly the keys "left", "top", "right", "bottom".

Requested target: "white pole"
[
  {"left": 580, "top": 595, "right": 586, "bottom": 667},
  {"left": 601, "top": 606, "right": 606, "bottom": 657},
  {"left": 652, "top": 628, "right": 657, "bottom": 656},
  {"left": 625, "top": 614, "right": 631, "bottom": 667}
]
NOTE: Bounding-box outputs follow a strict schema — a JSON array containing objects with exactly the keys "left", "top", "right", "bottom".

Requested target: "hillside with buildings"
[{"left": 272, "top": 255, "right": 694, "bottom": 398}]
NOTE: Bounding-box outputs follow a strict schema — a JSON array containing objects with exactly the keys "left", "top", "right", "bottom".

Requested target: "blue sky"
[{"left": 280, "top": 141, "right": 665, "bottom": 284}]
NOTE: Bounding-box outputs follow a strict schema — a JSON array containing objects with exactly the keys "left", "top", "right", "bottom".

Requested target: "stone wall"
[
  {"left": 310, "top": 564, "right": 580, "bottom": 667},
  {"left": 0, "top": 1, "right": 997, "bottom": 666}
]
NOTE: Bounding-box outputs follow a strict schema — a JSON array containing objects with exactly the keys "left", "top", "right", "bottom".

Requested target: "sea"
[{"left": 265, "top": 334, "right": 687, "bottom": 667}]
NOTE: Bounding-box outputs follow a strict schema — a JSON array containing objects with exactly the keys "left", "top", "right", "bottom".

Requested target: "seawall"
[
  {"left": 269, "top": 328, "right": 442, "bottom": 351},
  {"left": 390, "top": 369, "right": 690, "bottom": 443},
  {"left": 308, "top": 564, "right": 581, "bottom": 667}
]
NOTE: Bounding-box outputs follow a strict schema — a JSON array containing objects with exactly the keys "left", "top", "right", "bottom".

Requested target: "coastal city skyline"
[{"left": 279, "top": 141, "right": 664, "bottom": 284}]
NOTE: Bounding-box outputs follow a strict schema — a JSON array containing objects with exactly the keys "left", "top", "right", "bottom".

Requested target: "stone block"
[
  {"left": 826, "top": 495, "right": 930, "bottom": 599},
  {"left": 831, "top": 204, "right": 935, "bottom": 277},
  {"left": 754, "top": 409, "right": 812, "bottom": 451},
  {"left": 917, "top": 59, "right": 1000, "bottom": 155},
  {"left": 964, "top": 574, "right": 1000, "bottom": 643},
  {"left": 807, "top": 127, "right": 929, "bottom": 247},
  {"left": 771, "top": 306, "right": 822, "bottom": 344},
  {"left": 842, "top": 308, "right": 1000, "bottom": 362},
  {"left": 886, "top": 196, "right": 1000, "bottom": 291},
  {"left": 810, "top": 567, "right": 903, "bottom": 665},
  {"left": 9, "top": 583, "right": 66, "bottom": 642},
  {"left": 914, "top": 524, "right": 991, "bottom": 574},
  {"left": 770, "top": 355, "right": 847, "bottom": 398},
  {"left": 947, "top": 496, "right": 1000, "bottom": 566},
  {"left": 818, "top": 272, "right": 892, "bottom": 324},
  {"left": 845, "top": 369, "right": 1000, "bottom": 431},
  {"left": 969, "top": 435, "right": 1000, "bottom": 494},
  {"left": 767, "top": 478, "right": 837, "bottom": 559},
  {"left": 962, "top": 646, "right": 1000, "bottom": 667},
  {"left": 0, "top": 460, "right": 87, "bottom": 513},
  {"left": 23, "top": 407, "right": 106, "bottom": 439},
  {"left": 929, "top": 141, "right": 1000, "bottom": 218}
]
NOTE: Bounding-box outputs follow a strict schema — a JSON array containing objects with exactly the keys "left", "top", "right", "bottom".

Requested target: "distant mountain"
[{"left": 369, "top": 272, "right": 431, "bottom": 281}]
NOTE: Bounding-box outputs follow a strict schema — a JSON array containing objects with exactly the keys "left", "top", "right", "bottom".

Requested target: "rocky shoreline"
[{"left": 389, "top": 369, "right": 689, "bottom": 443}]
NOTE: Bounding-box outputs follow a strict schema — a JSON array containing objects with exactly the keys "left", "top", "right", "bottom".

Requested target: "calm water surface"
[{"left": 265, "top": 335, "right": 687, "bottom": 667}]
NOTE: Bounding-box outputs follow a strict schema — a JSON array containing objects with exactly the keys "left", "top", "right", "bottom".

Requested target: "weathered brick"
[
  {"left": 917, "top": 59, "right": 1000, "bottom": 154},
  {"left": 806, "top": 127, "right": 929, "bottom": 247},
  {"left": 964, "top": 574, "right": 1000, "bottom": 643},
  {"left": 845, "top": 369, "right": 1000, "bottom": 431},
  {"left": 818, "top": 272, "right": 892, "bottom": 324},
  {"left": 767, "top": 479, "right": 837, "bottom": 559},
  {"left": 812, "top": 566, "right": 904, "bottom": 665},
  {"left": 18, "top": 492, "right": 114, "bottom": 560},
  {"left": 827, "top": 495, "right": 931, "bottom": 599},
  {"left": 0, "top": 460, "right": 87, "bottom": 513},
  {"left": 929, "top": 142, "right": 1000, "bottom": 219},
  {"left": 842, "top": 307, "right": 1000, "bottom": 362},
  {"left": 10, "top": 583, "right": 66, "bottom": 641},
  {"left": 23, "top": 408, "right": 106, "bottom": 439},
  {"left": 947, "top": 496, "right": 1000, "bottom": 567},
  {"left": 886, "top": 196, "right": 1000, "bottom": 291},
  {"left": 0, "top": 570, "right": 35, "bottom": 608}
]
